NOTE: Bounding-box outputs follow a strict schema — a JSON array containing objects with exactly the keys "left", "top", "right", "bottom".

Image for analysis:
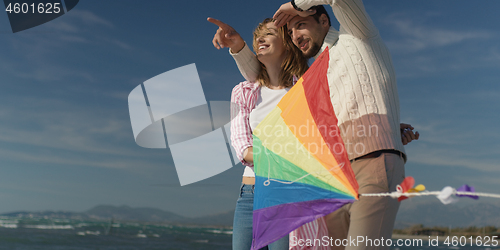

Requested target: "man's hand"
[
  {"left": 207, "top": 17, "right": 245, "bottom": 53},
  {"left": 400, "top": 123, "right": 420, "bottom": 145},
  {"left": 273, "top": 2, "right": 316, "bottom": 28}
]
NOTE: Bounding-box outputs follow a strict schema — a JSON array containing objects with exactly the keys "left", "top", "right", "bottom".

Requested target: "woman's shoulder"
[
  {"left": 232, "top": 80, "right": 260, "bottom": 95},
  {"left": 234, "top": 80, "right": 259, "bottom": 90}
]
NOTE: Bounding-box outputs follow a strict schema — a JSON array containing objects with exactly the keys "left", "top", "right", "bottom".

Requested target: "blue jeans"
[{"left": 232, "top": 184, "right": 289, "bottom": 250}]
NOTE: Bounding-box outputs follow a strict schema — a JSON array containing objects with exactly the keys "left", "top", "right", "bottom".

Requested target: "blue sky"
[{"left": 0, "top": 0, "right": 499, "bottom": 218}]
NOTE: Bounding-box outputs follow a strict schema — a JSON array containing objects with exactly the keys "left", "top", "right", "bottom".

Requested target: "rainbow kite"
[{"left": 251, "top": 49, "right": 359, "bottom": 249}]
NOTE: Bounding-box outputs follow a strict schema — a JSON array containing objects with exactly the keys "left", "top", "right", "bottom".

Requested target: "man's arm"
[
  {"left": 274, "top": 0, "right": 378, "bottom": 39},
  {"left": 231, "top": 45, "right": 260, "bottom": 83},
  {"left": 208, "top": 17, "right": 260, "bottom": 82}
]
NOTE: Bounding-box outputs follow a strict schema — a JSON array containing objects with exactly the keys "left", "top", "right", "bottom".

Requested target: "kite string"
[
  {"left": 263, "top": 156, "right": 344, "bottom": 186},
  {"left": 360, "top": 191, "right": 500, "bottom": 199}
]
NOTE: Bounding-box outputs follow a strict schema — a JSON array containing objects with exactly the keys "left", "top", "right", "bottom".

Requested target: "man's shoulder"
[{"left": 314, "top": 27, "right": 339, "bottom": 59}]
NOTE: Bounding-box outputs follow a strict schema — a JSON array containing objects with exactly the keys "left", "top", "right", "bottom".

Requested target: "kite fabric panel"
[{"left": 251, "top": 49, "right": 359, "bottom": 249}]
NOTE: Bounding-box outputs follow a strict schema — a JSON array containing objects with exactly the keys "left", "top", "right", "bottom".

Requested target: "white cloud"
[
  {"left": 105, "top": 38, "right": 132, "bottom": 50},
  {"left": 0, "top": 9, "right": 135, "bottom": 84},
  {"left": 0, "top": 181, "right": 66, "bottom": 196},
  {"left": 384, "top": 18, "right": 494, "bottom": 52},
  {"left": 453, "top": 175, "right": 500, "bottom": 192},
  {"left": 59, "top": 34, "right": 89, "bottom": 43},
  {"left": 9, "top": 9, "right": 130, "bottom": 53},
  {"left": 43, "top": 20, "right": 80, "bottom": 33},
  {"left": 0, "top": 56, "right": 95, "bottom": 83},
  {"left": 68, "top": 10, "right": 114, "bottom": 29},
  {"left": 0, "top": 95, "right": 165, "bottom": 171},
  {"left": 403, "top": 116, "right": 500, "bottom": 173},
  {"left": 384, "top": 18, "right": 500, "bottom": 77},
  {"left": 470, "top": 90, "right": 500, "bottom": 101},
  {"left": 0, "top": 147, "right": 155, "bottom": 170},
  {"left": 34, "top": 10, "right": 114, "bottom": 35},
  {"left": 408, "top": 146, "right": 500, "bottom": 173},
  {"left": 483, "top": 47, "right": 500, "bottom": 64}
]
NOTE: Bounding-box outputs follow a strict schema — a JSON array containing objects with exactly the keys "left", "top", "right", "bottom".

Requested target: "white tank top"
[{"left": 242, "top": 86, "right": 290, "bottom": 177}]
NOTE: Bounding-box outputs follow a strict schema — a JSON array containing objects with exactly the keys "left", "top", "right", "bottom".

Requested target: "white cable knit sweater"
[{"left": 232, "top": 0, "right": 405, "bottom": 160}]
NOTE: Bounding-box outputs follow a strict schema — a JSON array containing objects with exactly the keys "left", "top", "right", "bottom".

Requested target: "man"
[{"left": 210, "top": 0, "right": 418, "bottom": 247}]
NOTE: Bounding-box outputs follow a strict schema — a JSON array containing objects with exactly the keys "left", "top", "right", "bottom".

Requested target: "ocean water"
[
  {"left": 0, "top": 218, "right": 496, "bottom": 250},
  {"left": 0, "top": 218, "right": 232, "bottom": 250}
]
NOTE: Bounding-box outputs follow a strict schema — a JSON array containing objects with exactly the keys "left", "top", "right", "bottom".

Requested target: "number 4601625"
[{"left": 5, "top": 2, "right": 61, "bottom": 14}]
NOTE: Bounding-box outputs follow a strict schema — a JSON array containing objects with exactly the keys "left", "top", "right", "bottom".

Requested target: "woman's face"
[{"left": 254, "top": 22, "right": 286, "bottom": 65}]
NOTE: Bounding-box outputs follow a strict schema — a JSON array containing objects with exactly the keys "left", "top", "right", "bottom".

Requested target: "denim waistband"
[{"left": 240, "top": 183, "right": 255, "bottom": 194}]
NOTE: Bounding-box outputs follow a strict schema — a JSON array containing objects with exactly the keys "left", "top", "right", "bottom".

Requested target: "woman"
[{"left": 210, "top": 17, "right": 313, "bottom": 250}]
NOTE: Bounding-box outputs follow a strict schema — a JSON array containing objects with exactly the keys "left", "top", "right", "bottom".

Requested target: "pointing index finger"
[{"left": 207, "top": 17, "right": 230, "bottom": 30}]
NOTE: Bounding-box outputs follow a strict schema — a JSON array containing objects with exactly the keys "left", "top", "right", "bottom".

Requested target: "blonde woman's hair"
[{"left": 252, "top": 18, "right": 308, "bottom": 88}]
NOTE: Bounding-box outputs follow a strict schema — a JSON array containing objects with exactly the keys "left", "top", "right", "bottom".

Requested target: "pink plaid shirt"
[{"left": 230, "top": 80, "right": 260, "bottom": 167}]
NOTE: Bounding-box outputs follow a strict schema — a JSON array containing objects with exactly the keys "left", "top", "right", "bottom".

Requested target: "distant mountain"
[
  {"left": 1, "top": 210, "right": 88, "bottom": 220},
  {"left": 6, "top": 200, "right": 498, "bottom": 229},
  {"left": 85, "top": 205, "right": 234, "bottom": 226},
  {"left": 1, "top": 205, "right": 234, "bottom": 227}
]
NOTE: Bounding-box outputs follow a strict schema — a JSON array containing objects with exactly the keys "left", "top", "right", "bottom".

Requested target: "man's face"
[{"left": 287, "top": 15, "right": 326, "bottom": 59}]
